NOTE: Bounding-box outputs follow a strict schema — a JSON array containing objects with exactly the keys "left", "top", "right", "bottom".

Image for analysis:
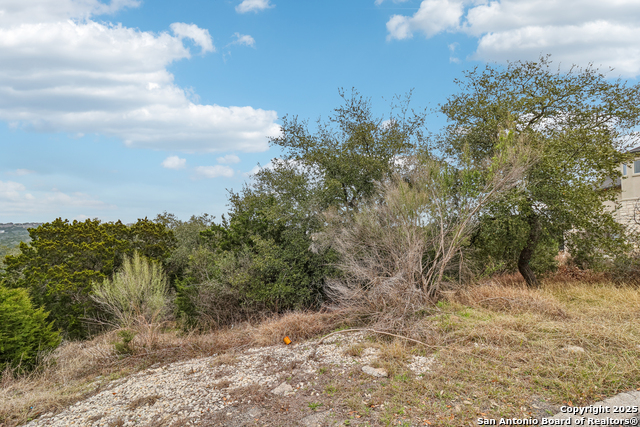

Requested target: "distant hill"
[{"left": 0, "top": 222, "right": 42, "bottom": 259}]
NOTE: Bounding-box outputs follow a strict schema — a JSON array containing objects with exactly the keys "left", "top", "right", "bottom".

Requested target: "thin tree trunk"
[{"left": 518, "top": 212, "right": 541, "bottom": 288}]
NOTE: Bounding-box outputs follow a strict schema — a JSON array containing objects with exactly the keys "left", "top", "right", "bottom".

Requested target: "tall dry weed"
[
  {"left": 91, "top": 252, "right": 173, "bottom": 330},
  {"left": 321, "top": 148, "right": 532, "bottom": 333}
]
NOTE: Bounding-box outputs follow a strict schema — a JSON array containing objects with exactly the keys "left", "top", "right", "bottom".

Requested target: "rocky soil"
[
  {"left": 22, "top": 332, "right": 640, "bottom": 427},
  {"left": 24, "top": 332, "right": 434, "bottom": 427}
]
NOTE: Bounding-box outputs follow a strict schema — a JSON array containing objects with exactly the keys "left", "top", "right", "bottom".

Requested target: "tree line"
[{"left": 2, "top": 57, "right": 639, "bottom": 373}]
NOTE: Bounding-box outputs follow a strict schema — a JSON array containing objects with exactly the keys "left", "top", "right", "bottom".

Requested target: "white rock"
[
  {"left": 408, "top": 355, "right": 435, "bottom": 375},
  {"left": 563, "top": 345, "right": 585, "bottom": 353},
  {"left": 271, "top": 382, "right": 294, "bottom": 396},
  {"left": 362, "top": 365, "right": 388, "bottom": 378}
]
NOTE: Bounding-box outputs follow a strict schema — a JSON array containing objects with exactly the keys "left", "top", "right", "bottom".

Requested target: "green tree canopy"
[
  {"left": 197, "top": 162, "right": 335, "bottom": 315},
  {"left": 441, "top": 56, "right": 640, "bottom": 286},
  {"left": 184, "top": 90, "right": 431, "bottom": 322},
  {"left": 153, "top": 212, "right": 216, "bottom": 281},
  {"left": 271, "top": 89, "right": 429, "bottom": 213},
  {"left": 1, "top": 218, "right": 175, "bottom": 339},
  {"left": 0, "top": 284, "right": 61, "bottom": 373}
]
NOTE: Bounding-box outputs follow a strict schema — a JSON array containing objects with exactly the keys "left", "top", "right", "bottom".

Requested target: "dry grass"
[
  {"left": 227, "top": 383, "right": 266, "bottom": 404},
  {"left": 455, "top": 281, "right": 568, "bottom": 318},
  {"left": 344, "top": 343, "right": 366, "bottom": 357},
  {"left": 209, "top": 352, "right": 237, "bottom": 367},
  {"left": 319, "top": 279, "right": 640, "bottom": 426},
  {"left": 126, "top": 394, "right": 161, "bottom": 410}
]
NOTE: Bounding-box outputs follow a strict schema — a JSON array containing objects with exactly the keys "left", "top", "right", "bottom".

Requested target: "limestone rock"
[
  {"left": 300, "top": 411, "right": 329, "bottom": 426},
  {"left": 271, "top": 382, "right": 294, "bottom": 396},
  {"left": 362, "top": 365, "right": 388, "bottom": 378}
]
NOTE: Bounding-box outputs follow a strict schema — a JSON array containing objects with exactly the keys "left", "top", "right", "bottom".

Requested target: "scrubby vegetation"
[
  {"left": 1, "top": 218, "right": 175, "bottom": 340},
  {"left": 91, "top": 252, "right": 172, "bottom": 329},
  {"left": 1, "top": 57, "right": 640, "bottom": 425}
]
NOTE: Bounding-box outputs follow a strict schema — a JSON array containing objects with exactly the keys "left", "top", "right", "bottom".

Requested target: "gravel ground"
[
  {"left": 25, "top": 333, "right": 434, "bottom": 427},
  {"left": 22, "top": 333, "right": 639, "bottom": 427}
]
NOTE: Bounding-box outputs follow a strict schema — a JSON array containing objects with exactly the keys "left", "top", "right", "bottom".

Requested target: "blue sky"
[{"left": 1, "top": 0, "right": 640, "bottom": 223}]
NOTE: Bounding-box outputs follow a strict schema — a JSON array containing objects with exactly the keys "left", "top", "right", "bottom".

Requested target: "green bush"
[
  {"left": 113, "top": 329, "right": 137, "bottom": 355},
  {"left": 152, "top": 213, "right": 216, "bottom": 327},
  {"left": 187, "top": 190, "right": 336, "bottom": 327},
  {"left": 0, "top": 285, "right": 61, "bottom": 373}
]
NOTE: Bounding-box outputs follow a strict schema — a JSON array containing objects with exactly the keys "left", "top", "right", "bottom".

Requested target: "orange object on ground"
[{"left": 283, "top": 336, "right": 292, "bottom": 345}]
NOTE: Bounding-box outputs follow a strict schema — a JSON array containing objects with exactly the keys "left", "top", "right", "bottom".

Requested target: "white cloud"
[
  {"left": 247, "top": 164, "right": 263, "bottom": 176},
  {"left": 217, "top": 154, "right": 240, "bottom": 164},
  {"left": 0, "top": 0, "right": 140, "bottom": 25},
  {"left": 448, "top": 41, "right": 460, "bottom": 63},
  {"left": 386, "top": 15, "right": 414, "bottom": 40},
  {"left": 170, "top": 22, "right": 215, "bottom": 53},
  {"left": 235, "top": 0, "right": 274, "bottom": 14},
  {"left": 0, "top": 180, "right": 114, "bottom": 215},
  {"left": 473, "top": 22, "right": 640, "bottom": 75},
  {"left": 194, "top": 165, "right": 235, "bottom": 178},
  {"left": 385, "top": 0, "right": 640, "bottom": 76},
  {"left": 0, "top": 0, "right": 280, "bottom": 153},
  {"left": 387, "top": 0, "right": 464, "bottom": 40},
  {"left": 0, "top": 180, "right": 26, "bottom": 201},
  {"left": 162, "top": 155, "right": 187, "bottom": 169},
  {"left": 230, "top": 32, "right": 256, "bottom": 48}
]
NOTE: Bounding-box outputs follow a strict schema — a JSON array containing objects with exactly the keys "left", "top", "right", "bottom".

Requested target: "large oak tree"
[{"left": 442, "top": 57, "right": 640, "bottom": 287}]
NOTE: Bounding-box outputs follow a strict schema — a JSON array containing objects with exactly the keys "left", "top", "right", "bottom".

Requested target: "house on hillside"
[{"left": 611, "top": 146, "right": 640, "bottom": 230}]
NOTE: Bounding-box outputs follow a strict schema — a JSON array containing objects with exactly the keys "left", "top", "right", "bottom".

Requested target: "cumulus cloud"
[
  {"left": 0, "top": 0, "right": 140, "bottom": 25},
  {"left": 245, "top": 161, "right": 274, "bottom": 177},
  {"left": 194, "top": 165, "right": 235, "bottom": 178},
  {"left": 162, "top": 155, "right": 187, "bottom": 169},
  {"left": 384, "top": 0, "right": 640, "bottom": 76},
  {"left": 0, "top": 0, "right": 280, "bottom": 153},
  {"left": 0, "top": 179, "right": 113, "bottom": 216},
  {"left": 246, "top": 164, "right": 263, "bottom": 176},
  {"left": 235, "top": 0, "right": 274, "bottom": 14},
  {"left": 170, "top": 22, "right": 215, "bottom": 53},
  {"left": 217, "top": 154, "right": 240, "bottom": 164},
  {"left": 230, "top": 32, "right": 256, "bottom": 48},
  {"left": 387, "top": 0, "right": 464, "bottom": 40}
]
